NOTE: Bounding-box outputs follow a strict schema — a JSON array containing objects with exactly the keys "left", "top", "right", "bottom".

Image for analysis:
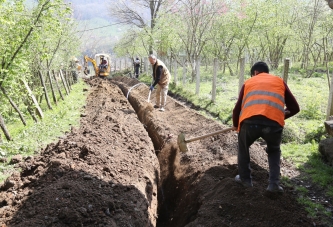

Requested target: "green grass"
[
  {"left": 0, "top": 80, "right": 88, "bottom": 182},
  {"left": 297, "top": 196, "right": 332, "bottom": 218}
]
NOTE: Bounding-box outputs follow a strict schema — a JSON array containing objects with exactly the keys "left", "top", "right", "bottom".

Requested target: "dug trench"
[{"left": 0, "top": 76, "right": 325, "bottom": 227}]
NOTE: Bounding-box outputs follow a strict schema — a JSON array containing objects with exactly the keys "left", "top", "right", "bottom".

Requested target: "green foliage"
[
  {"left": 0, "top": 81, "right": 88, "bottom": 181},
  {"left": 280, "top": 176, "right": 293, "bottom": 187},
  {"left": 327, "top": 187, "right": 333, "bottom": 198},
  {"left": 282, "top": 121, "right": 302, "bottom": 143},
  {"left": 0, "top": 0, "right": 81, "bottom": 122},
  {"left": 303, "top": 153, "right": 333, "bottom": 187},
  {"left": 304, "top": 125, "right": 327, "bottom": 143},
  {"left": 298, "top": 95, "right": 325, "bottom": 120},
  {"left": 297, "top": 197, "right": 330, "bottom": 218},
  {"left": 296, "top": 186, "right": 309, "bottom": 194}
]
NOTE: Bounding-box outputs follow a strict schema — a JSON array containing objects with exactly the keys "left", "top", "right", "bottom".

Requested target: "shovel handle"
[
  {"left": 185, "top": 127, "right": 234, "bottom": 143},
  {"left": 147, "top": 90, "right": 151, "bottom": 102}
]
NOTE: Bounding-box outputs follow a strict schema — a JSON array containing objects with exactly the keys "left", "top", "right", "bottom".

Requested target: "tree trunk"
[
  {"left": 39, "top": 70, "right": 52, "bottom": 110},
  {"left": 0, "top": 114, "right": 12, "bottom": 141},
  {"left": 24, "top": 99, "right": 38, "bottom": 123},
  {"left": 21, "top": 79, "right": 44, "bottom": 119},
  {"left": 47, "top": 70, "right": 57, "bottom": 105},
  {"left": 27, "top": 106, "right": 38, "bottom": 123},
  {"left": 0, "top": 86, "right": 27, "bottom": 126},
  {"left": 59, "top": 70, "right": 70, "bottom": 95},
  {"left": 64, "top": 71, "right": 72, "bottom": 91},
  {"left": 52, "top": 70, "right": 64, "bottom": 101}
]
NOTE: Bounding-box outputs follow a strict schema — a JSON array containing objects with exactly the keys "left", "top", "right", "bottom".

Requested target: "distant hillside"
[
  {"left": 23, "top": 0, "right": 124, "bottom": 55},
  {"left": 65, "top": 0, "right": 127, "bottom": 55},
  {"left": 67, "top": 0, "right": 111, "bottom": 20}
]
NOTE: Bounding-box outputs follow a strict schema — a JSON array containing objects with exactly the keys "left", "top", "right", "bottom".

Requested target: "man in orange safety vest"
[{"left": 232, "top": 61, "right": 300, "bottom": 194}]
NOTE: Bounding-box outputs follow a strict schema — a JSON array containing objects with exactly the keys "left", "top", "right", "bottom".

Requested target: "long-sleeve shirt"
[{"left": 232, "top": 82, "right": 300, "bottom": 128}]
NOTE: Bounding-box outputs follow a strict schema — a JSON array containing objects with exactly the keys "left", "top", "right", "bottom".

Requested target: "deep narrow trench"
[{"left": 112, "top": 78, "right": 201, "bottom": 227}]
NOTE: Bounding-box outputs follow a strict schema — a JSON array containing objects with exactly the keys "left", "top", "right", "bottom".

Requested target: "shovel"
[
  {"left": 147, "top": 90, "right": 151, "bottom": 102},
  {"left": 177, "top": 127, "right": 234, "bottom": 152}
]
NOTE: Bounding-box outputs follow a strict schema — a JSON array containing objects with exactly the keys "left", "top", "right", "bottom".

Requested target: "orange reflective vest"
[
  {"left": 154, "top": 59, "right": 170, "bottom": 87},
  {"left": 238, "top": 73, "right": 285, "bottom": 131}
]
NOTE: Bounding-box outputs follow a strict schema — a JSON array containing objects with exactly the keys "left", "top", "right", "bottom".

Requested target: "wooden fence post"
[
  {"left": 212, "top": 58, "right": 218, "bottom": 102},
  {"left": 173, "top": 60, "right": 178, "bottom": 86},
  {"left": 21, "top": 80, "right": 44, "bottom": 119},
  {"left": 327, "top": 72, "right": 333, "bottom": 120},
  {"left": 143, "top": 57, "right": 147, "bottom": 73},
  {"left": 47, "top": 71, "right": 57, "bottom": 105},
  {"left": 39, "top": 71, "right": 52, "bottom": 110},
  {"left": 0, "top": 86, "right": 26, "bottom": 126},
  {"left": 59, "top": 70, "right": 69, "bottom": 95},
  {"left": 195, "top": 56, "right": 201, "bottom": 95},
  {"left": 52, "top": 70, "right": 64, "bottom": 101},
  {"left": 65, "top": 71, "right": 72, "bottom": 91},
  {"left": 238, "top": 57, "right": 245, "bottom": 95},
  {"left": 182, "top": 58, "right": 187, "bottom": 86},
  {"left": 283, "top": 58, "right": 290, "bottom": 84},
  {"left": 68, "top": 71, "right": 74, "bottom": 86}
]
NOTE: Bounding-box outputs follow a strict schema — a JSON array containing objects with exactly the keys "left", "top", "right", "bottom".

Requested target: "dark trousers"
[
  {"left": 135, "top": 66, "right": 140, "bottom": 78},
  {"left": 238, "top": 120, "right": 283, "bottom": 185}
]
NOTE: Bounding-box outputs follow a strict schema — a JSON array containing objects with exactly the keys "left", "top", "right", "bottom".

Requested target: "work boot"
[
  {"left": 159, "top": 107, "right": 165, "bottom": 112},
  {"left": 234, "top": 175, "right": 253, "bottom": 188},
  {"left": 266, "top": 183, "right": 284, "bottom": 194},
  {"left": 153, "top": 105, "right": 159, "bottom": 109}
]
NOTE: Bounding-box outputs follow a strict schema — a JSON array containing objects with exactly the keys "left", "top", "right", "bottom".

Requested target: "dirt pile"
[
  {"left": 0, "top": 78, "right": 159, "bottom": 226},
  {"left": 0, "top": 76, "right": 327, "bottom": 227}
]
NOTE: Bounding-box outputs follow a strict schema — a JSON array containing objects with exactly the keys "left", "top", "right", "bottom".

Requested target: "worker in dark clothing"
[
  {"left": 134, "top": 57, "right": 140, "bottom": 78},
  {"left": 232, "top": 61, "right": 300, "bottom": 194},
  {"left": 148, "top": 54, "right": 171, "bottom": 112}
]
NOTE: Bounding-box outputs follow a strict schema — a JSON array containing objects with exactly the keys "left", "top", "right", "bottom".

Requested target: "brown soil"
[{"left": 0, "top": 76, "right": 330, "bottom": 227}]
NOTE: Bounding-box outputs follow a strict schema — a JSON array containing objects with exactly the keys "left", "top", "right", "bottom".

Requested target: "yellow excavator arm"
[{"left": 84, "top": 55, "right": 99, "bottom": 76}]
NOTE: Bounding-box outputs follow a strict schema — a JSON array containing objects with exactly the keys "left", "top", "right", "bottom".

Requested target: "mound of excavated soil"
[
  {"left": 0, "top": 78, "right": 159, "bottom": 226},
  {"left": 0, "top": 76, "right": 327, "bottom": 227}
]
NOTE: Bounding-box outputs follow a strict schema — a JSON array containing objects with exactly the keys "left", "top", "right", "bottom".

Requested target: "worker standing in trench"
[
  {"left": 232, "top": 61, "right": 300, "bottom": 194},
  {"left": 148, "top": 54, "right": 171, "bottom": 112}
]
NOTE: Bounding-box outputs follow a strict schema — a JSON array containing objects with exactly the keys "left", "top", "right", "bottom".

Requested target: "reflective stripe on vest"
[
  {"left": 238, "top": 73, "right": 285, "bottom": 130},
  {"left": 240, "top": 91, "right": 285, "bottom": 117}
]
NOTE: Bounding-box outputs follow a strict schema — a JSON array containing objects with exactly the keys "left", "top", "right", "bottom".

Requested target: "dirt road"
[{"left": 0, "top": 77, "right": 323, "bottom": 226}]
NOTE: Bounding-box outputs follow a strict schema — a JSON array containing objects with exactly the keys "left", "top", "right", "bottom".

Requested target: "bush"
[
  {"left": 282, "top": 122, "right": 302, "bottom": 143},
  {"left": 298, "top": 95, "right": 325, "bottom": 120},
  {"left": 304, "top": 125, "right": 327, "bottom": 143}
]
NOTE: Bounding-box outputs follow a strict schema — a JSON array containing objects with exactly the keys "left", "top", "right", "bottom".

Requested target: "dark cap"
[{"left": 250, "top": 61, "right": 269, "bottom": 76}]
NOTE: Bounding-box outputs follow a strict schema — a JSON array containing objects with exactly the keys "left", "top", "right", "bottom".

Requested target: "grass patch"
[{"left": 0, "top": 80, "right": 88, "bottom": 182}]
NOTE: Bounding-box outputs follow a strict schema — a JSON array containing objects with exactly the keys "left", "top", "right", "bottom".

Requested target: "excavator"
[{"left": 84, "top": 54, "right": 111, "bottom": 77}]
